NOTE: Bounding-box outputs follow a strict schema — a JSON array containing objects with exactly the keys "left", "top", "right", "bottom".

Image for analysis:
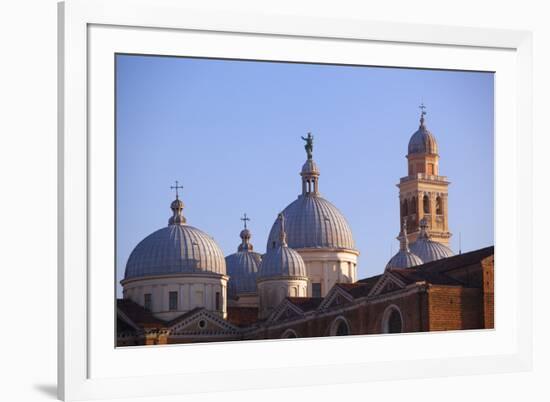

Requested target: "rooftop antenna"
[{"left": 459, "top": 232, "right": 462, "bottom": 254}]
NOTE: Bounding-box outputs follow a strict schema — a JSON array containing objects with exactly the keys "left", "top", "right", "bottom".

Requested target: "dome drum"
[{"left": 122, "top": 194, "right": 228, "bottom": 319}]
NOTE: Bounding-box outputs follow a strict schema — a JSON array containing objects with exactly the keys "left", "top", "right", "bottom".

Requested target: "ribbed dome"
[
  {"left": 266, "top": 195, "right": 355, "bottom": 250},
  {"left": 386, "top": 250, "right": 423, "bottom": 270},
  {"left": 226, "top": 251, "right": 262, "bottom": 296},
  {"left": 124, "top": 224, "right": 226, "bottom": 279},
  {"left": 386, "top": 219, "right": 423, "bottom": 270},
  {"left": 258, "top": 246, "right": 307, "bottom": 278},
  {"left": 410, "top": 238, "right": 454, "bottom": 263},
  {"left": 226, "top": 220, "right": 261, "bottom": 296},
  {"left": 259, "top": 214, "right": 307, "bottom": 279},
  {"left": 410, "top": 218, "right": 454, "bottom": 263},
  {"left": 408, "top": 112, "right": 438, "bottom": 155},
  {"left": 124, "top": 197, "right": 225, "bottom": 279},
  {"left": 301, "top": 159, "right": 319, "bottom": 175}
]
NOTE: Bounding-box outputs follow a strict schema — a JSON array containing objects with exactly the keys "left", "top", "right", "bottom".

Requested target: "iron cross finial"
[
  {"left": 419, "top": 102, "right": 427, "bottom": 115},
  {"left": 170, "top": 180, "right": 184, "bottom": 199},
  {"left": 240, "top": 213, "right": 251, "bottom": 229}
]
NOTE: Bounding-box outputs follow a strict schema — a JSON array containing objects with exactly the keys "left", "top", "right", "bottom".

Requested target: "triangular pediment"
[
  {"left": 267, "top": 299, "right": 305, "bottom": 324},
  {"left": 318, "top": 286, "right": 354, "bottom": 311},
  {"left": 368, "top": 272, "right": 406, "bottom": 297},
  {"left": 168, "top": 309, "right": 240, "bottom": 335}
]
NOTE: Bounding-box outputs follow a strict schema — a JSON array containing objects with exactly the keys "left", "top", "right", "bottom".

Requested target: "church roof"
[
  {"left": 259, "top": 214, "right": 307, "bottom": 279},
  {"left": 266, "top": 134, "right": 356, "bottom": 251},
  {"left": 124, "top": 195, "right": 226, "bottom": 280},
  {"left": 266, "top": 195, "right": 356, "bottom": 250},
  {"left": 286, "top": 297, "right": 324, "bottom": 312},
  {"left": 408, "top": 107, "right": 438, "bottom": 155},
  {"left": 386, "top": 219, "right": 423, "bottom": 270},
  {"left": 226, "top": 218, "right": 262, "bottom": 297},
  {"left": 409, "top": 218, "right": 454, "bottom": 263},
  {"left": 117, "top": 299, "right": 165, "bottom": 328},
  {"left": 227, "top": 306, "right": 260, "bottom": 327}
]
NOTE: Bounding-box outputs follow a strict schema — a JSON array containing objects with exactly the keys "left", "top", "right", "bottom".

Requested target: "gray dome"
[
  {"left": 409, "top": 218, "right": 454, "bottom": 263},
  {"left": 410, "top": 238, "right": 454, "bottom": 263},
  {"left": 259, "top": 214, "right": 307, "bottom": 279},
  {"left": 258, "top": 245, "right": 306, "bottom": 279},
  {"left": 226, "top": 251, "right": 262, "bottom": 296},
  {"left": 386, "top": 219, "right": 423, "bottom": 270},
  {"left": 301, "top": 159, "right": 319, "bottom": 175},
  {"left": 124, "top": 198, "right": 226, "bottom": 280},
  {"left": 408, "top": 113, "right": 438, "bottom": 155},
  {"left": 386, "top": 250, "right": 423, "bottom": 270},
  {"left": 266, "top": 195, "right": 355, "bottom": 250},
  {"left": 226, "top": 223, "right": 261, "bottom": 296}
]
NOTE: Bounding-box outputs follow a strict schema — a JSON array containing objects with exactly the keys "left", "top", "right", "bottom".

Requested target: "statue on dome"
[{"left": 301, "top": 132, "right": 314, "bottom": 160}]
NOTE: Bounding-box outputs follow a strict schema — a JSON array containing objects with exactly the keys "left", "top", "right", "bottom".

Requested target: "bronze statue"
[{"left": 301, "top": 132, "right": 314, "bottom": 159}]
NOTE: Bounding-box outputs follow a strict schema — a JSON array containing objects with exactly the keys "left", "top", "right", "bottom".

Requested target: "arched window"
[
  {"left": 436, "top": 196, "right": 443, "bottom": 215},
  {"left": 411, "top": 196, "right": 417, "bottom": 215},
  {"left": 388, "top": 310, "right": 402, "bottom": 333},
  {"left": 329, "top": 316, "right": 351, "bottom": 336},
  {"left": 402, "top": 199, "right": 409, "bottom": 217},
  {"left": 281, "top": 329, "right": 298, "bottom": 338},
  {"left": 381, "top": 305, "right": 403, "bottom": 334},
  {"left": 423, "top": 195, "right": 430, "bottom": 213}
]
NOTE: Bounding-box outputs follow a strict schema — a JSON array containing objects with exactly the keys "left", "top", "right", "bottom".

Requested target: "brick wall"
[
  {"left": 428, "top": 286, "right": 482, "bottom": 331},
  {"left": 481, "top": 255, "right": 494, "bottom": 329}
]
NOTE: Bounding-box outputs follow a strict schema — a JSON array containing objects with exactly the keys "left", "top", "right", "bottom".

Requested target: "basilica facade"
[{"left": 117, "top": 108, "right": 494, "bottom": 346}]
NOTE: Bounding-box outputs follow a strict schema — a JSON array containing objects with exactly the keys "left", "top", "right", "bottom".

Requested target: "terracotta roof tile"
[
  {"left": 286, "top": 297, "right": 324, "bottom": 311},
  {"left": 227, "top": 306, "right": 259, "bottom": 327},
  {"left": 117, "top": 299, "right": 165, "bottom": 328}
]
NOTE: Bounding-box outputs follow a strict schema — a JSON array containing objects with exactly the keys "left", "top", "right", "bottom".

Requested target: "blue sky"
[{"left": 116, "top": 55, "right": 494, "bottom": 295}]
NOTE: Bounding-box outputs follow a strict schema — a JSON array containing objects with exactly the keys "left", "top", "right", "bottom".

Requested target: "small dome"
[
  {"left": 259, "top": 214, "right": 307, "bottom": 279},
  {"left": 386, "top": 218, "right": 423, "bottom": 270},
  {"left": 226, "top": 218, "right": 262, "bottom": 296},
  {"left": 124, "top": 224, "right": 226, "bottom": 279},
  {"left": 266, "top": 195, "right": 355, "bottom": 250},
  {"left": 226, "top": 251, "right": 262, "bottom": 296},
  {"left": 386, "top": 251, "right": 423, "bottom": 270},
  {"left": 301, "top": 159, "right": 319, "bottom": 175},
  {"left": 410, "top": 218, "right": 454, "bottom": 263},
  {"left": 408, "top": 111, "right": 438, "bottom": 155}
]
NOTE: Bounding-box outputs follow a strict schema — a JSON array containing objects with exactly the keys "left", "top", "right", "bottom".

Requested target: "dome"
[
  {"left": 385, "top": 219, "right": 423, "bottom": 270},
  {"left": 124, "top": 197, "right": 226, "bottom": 280},
  {"left": 225, "top": 218, "right": 262, "bottom": 296},
  {"left": 386, "top": 251, "right": 423, "bottom": 270},
  {"left": 301, "top": 159, "right": 319, "bottom": 175},
  {"left": 259, "top": 214, "right": 307, "bottom": 279},
  {"left": 408, "top": 111, "right": 438, "bottom": 155},
  {"left": 266, "top": 195, "right": 355, "bottom": 250},
  {"left": 226, "top": 251, "right": 262, "bottom": 295},
  {"left": 409, "top": 218, "right": 454, "bottom": 263}
]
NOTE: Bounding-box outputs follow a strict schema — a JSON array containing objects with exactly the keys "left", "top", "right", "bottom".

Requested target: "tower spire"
[
  {"left": 399, "top": 218, "right": 410, "bottom": 252},
  {"left": 278, "top": 213, "right": 287, "bottom": 247}
]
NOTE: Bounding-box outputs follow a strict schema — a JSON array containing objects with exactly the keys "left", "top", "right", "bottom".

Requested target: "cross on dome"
[
  {"left": 240, "top": 213, "right": 250, "bottom": 229},
  {"left": 419, "top": 102, "right": 427, "bottom": 126},
  {"left": 170, "top": 180, "right": 183, "bottom": 200}
]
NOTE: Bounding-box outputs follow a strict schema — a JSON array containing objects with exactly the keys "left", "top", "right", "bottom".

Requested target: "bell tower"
[{"left": 397, "top": 105, "right": 451, "bottom": 245}]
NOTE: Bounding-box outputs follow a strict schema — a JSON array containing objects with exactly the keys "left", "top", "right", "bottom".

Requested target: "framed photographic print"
[{"left": 58, "top": 0, "right": 533, "bottom": 400}]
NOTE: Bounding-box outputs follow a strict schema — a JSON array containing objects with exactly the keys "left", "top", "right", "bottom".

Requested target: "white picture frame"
[{"left": 58, "top": 0, "right": 533, "bottom": 400}]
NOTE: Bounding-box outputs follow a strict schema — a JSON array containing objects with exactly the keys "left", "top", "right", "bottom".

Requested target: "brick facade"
[{"left": 117, "top": 247, "right": 494, "bottom": 346}]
